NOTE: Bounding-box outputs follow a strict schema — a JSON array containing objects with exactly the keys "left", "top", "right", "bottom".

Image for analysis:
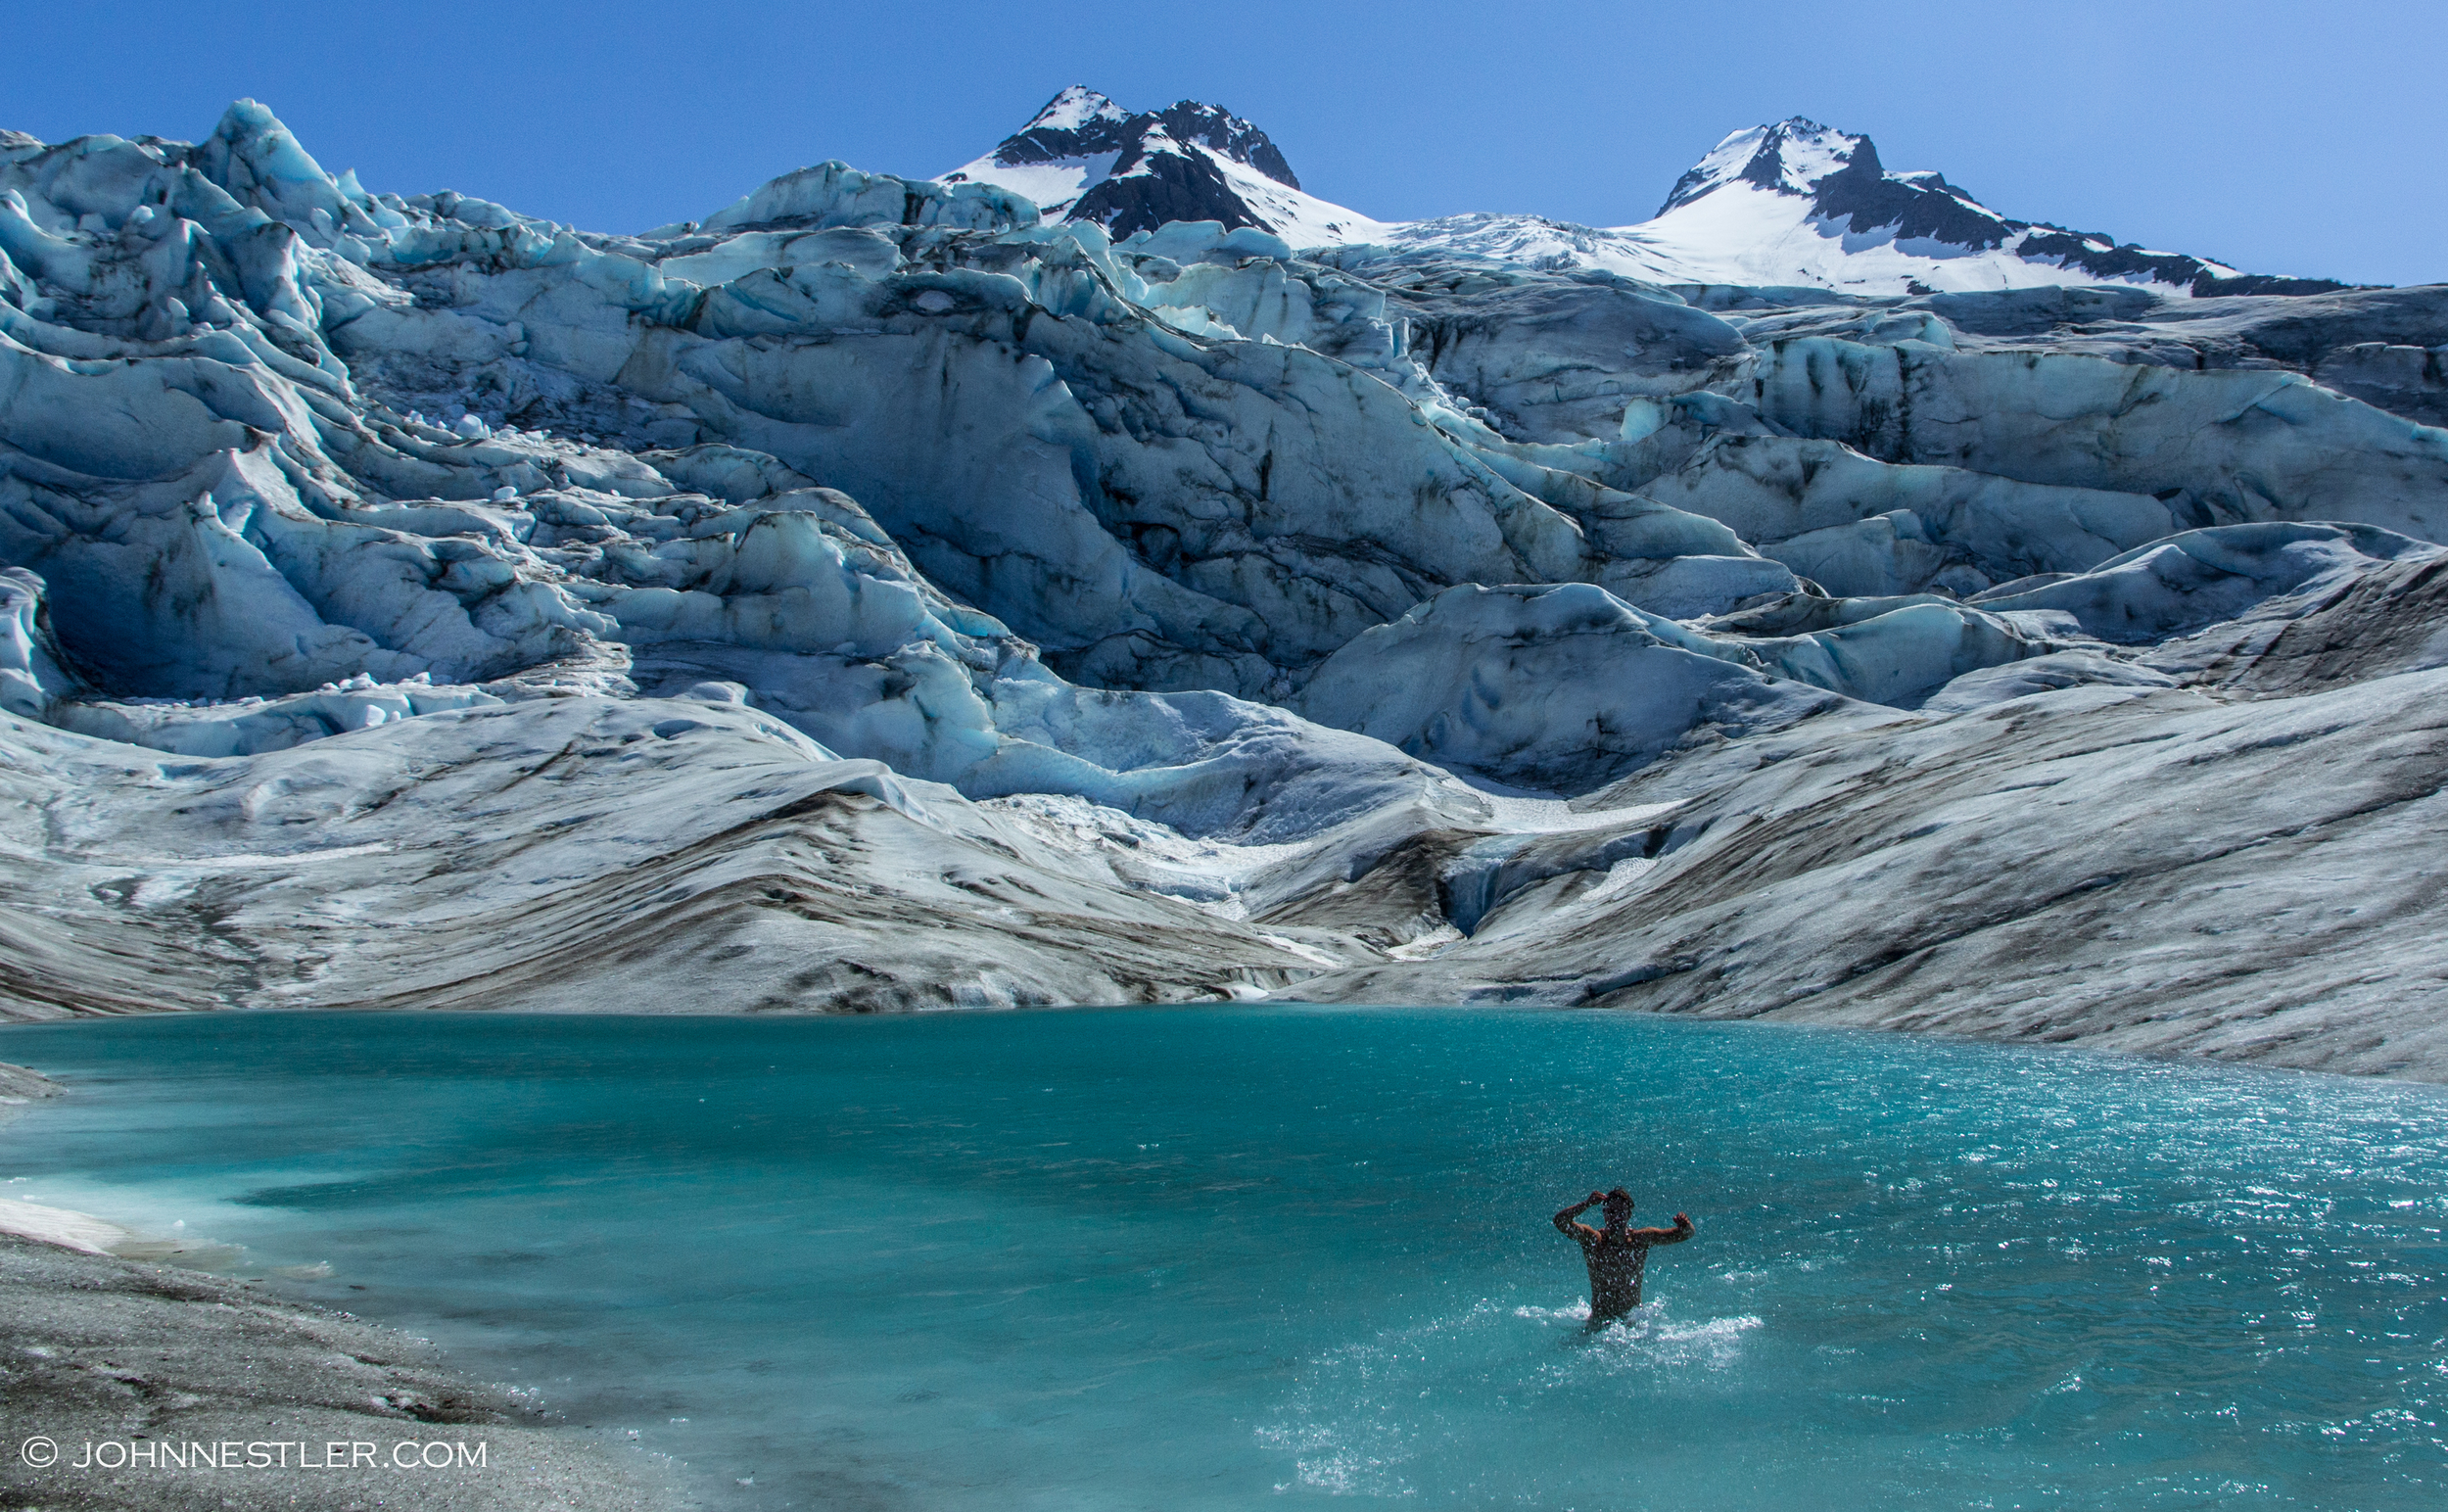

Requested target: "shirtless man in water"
[{"left": 1553, "top": 1188, "right": 1694, "bottom": 1323}]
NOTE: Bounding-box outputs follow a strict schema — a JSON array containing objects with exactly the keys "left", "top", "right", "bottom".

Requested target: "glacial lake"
[{"left": 3, "top": 1007, "right": 2445, "bottom": 1510}]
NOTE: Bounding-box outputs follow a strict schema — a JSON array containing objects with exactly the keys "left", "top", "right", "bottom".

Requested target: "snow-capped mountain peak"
[
  {"left": 942, "top": 93, "right": 2343, "bottom": 298},
  {"left": 1621, "top": 118, "right": 2338, "bottom": 295},
  {"left": 1658, "top": 118, "right": 1865, "bottom": 213},
  {"left": 1022, "top": 84, "right": 1132, "bottom": 136},
  {"left": 940, "top": 88, "right": 1387, "bottom": 244},
  {"left": 1655, "top": 118, "right": 2018, "bottom": 252},
  {"left": 971, "top": 86, "right": 1298, "bottom": 190}
]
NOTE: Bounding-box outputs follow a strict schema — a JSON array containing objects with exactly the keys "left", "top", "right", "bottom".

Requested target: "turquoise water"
[{"left": 3, "top": 1008, "right": 2445, "bottom": 1510}]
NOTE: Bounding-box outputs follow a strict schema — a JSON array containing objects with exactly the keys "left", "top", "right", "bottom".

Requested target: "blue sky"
[{"left": 10, "top": 0, "right": 2440, "bottom": 286}]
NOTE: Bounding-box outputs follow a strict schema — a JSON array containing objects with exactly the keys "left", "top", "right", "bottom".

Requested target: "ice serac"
[
  {"left": 1292, "top": 578, "right": 2068, "bottom": 792},
  {"left": 5, "top": 98, "right": 2448, "bottom": 1080},
  {"left": 1742, "top": 338, "right": 2448, "bottom": 542},
  {"left": 1638, "top": 435, "right": 2180, "bottom": 599},
  {"left": 1294, "top": 583, "right": 1854, "bottom": 791},
  {"left": 0, "top": 568, "right": 71, "bottom": 720},
  {"left": 1969, "top": 522, "right": 2444, "bottom": 645}
]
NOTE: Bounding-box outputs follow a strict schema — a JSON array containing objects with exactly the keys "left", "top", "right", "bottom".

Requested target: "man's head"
[{"left": 1602, "top": 1189, "right": 1632, "bottom": 1226}]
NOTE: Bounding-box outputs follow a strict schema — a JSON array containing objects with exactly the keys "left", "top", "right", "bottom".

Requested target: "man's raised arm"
[
  {"left": 1631, "top": 1212, "right": 1696, "bottom": 1245},
  {"left": 1553, "top": 1191, "right": 1604, "bottom": 1237}
]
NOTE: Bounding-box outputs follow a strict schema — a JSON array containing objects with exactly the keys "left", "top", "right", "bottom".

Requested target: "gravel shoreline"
[{"left": 0, "top": 1063, "right": 692, "bottom": 1511}]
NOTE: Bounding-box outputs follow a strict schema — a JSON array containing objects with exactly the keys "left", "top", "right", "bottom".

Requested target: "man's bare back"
[{"left": 1553, "top": 1188, "right": 1694, "bottom": 1323}]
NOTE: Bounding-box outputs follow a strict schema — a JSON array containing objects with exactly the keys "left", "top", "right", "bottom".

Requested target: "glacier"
[{"left": 2, "top": 93, "right": 2447, "bottom": 1080}]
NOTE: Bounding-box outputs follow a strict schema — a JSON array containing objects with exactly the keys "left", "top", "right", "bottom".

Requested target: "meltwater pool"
[{"left": 3, "top": 1007, "right": 2443, "bottom": 1509}]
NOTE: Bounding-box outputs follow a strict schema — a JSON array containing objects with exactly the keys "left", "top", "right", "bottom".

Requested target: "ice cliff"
[{"left": 4, "top": 97, "right": 2448, "bottom": 1080}]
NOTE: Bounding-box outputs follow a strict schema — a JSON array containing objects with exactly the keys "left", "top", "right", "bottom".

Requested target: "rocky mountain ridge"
[
  {"left": 940, "top": 86, "right": 1374, "bottom": 243},
  {"left": 946, "top": 91, "right": 2355, "bottom": 298},
  {"left": 1653, "top": 118, "right": 2347, "bottom": 298}
]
